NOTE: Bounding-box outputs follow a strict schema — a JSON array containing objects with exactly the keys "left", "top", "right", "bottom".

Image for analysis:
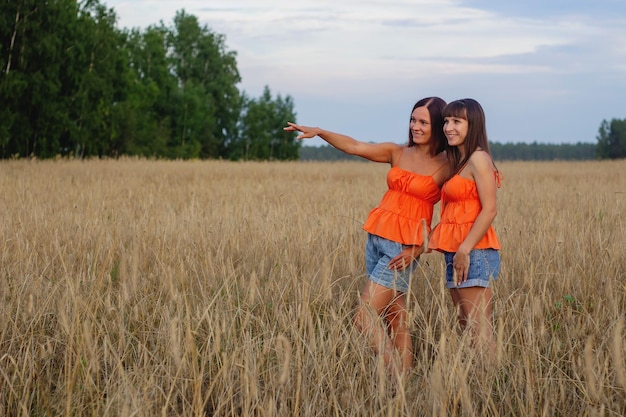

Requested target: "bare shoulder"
[
  {"left": 468, "top": 149, "right": 494, "bottom": 170},
  {"left": 435, "top": 150, "right": 449, "bottom": 164},
  {"left": 434, "top": 150, "right": 450, "bottom": 173},
  {"left": 388, "top": 143, "right": 410, "bottom": 165},
  {"left": 467, "top": 150, "right": 496, "bottom": 183}
]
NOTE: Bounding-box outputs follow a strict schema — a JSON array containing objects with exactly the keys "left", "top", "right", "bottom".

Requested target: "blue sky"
[{"left": 105, "top": 0, "right": 626, "bottom": 145}]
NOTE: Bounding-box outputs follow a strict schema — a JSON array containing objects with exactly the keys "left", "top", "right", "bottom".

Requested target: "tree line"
[
  {"left": 490, "top": 142, "right": 596, "bottom": 161},
  {"left": 0, "top": 0, "right": 299, "bottom": 160},
  {"left": 300, "top": 141, "right": 600, "bottom": 162},
  {"left": 596, "top": 118, "right": 626, "bottom": 160}
]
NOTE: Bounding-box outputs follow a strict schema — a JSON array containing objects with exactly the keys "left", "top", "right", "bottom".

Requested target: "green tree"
[
  {"left": 66, "top": 1, "right": 130, "bottom": 157},
  {"left": 0, "top": 5, "right": 297, "bottom": 160},
  {"left": 0, "top": 0, "right": 128, "bottom": 158},
  {"left": 299, "top": 145, "right": 363, "bottom": 161},
  {"left": 596, "top": 118, "right": 626, "bottom": 159},
  {"left": 233, "top": 86, "right": 299, "bottom": 160},
  {"left": 119, "top": 26, "right": 175, "bottom": 157},
  {"left": 0, "top": 0, "right": 75, "bottom": 157},
  {"left": 0, "top": 0, "right": 29, "bottom": 156},
  {"left": 167, "top": 10, "right": 241, "bottom": 158}
]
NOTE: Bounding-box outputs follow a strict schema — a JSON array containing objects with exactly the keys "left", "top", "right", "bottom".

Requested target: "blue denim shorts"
[
  {"left": 365, "top": 233, "right": 418, "bottom": 293},
  {"left": 444, "top": 249, "right": 500, "bottom": 289}
]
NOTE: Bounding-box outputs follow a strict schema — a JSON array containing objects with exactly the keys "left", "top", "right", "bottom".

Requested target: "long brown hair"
[
  {"left": 408, "top": 96, "right": 448, "bottom": 157},
  {"left": 443, "top": 98, "right": 495, "bottom": 174}
]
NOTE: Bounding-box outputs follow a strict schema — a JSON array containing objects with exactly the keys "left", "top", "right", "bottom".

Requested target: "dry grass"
[{"left": 0, "top": 158, "right": 624, "bottom": 416}]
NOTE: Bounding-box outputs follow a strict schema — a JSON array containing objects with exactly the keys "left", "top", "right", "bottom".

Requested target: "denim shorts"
[
  {"left": 444, "top": 249, "right": 500, "bottom": 289},
  {"left": 365, "top": 233, "right": 418, "bottom": 293}
]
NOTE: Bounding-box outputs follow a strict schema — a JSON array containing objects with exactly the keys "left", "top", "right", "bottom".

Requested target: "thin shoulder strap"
[
  {"left": 430, "top": 161, "right": 448, "bottom": 176},
  {"left": 456, "top": 158, "right": 471, "bottom": 176}
]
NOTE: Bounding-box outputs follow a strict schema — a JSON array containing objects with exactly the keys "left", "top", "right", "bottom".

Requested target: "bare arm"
[
  {"left": 453, "top": 151, "right": 498, "bottom": 284},
  {"left": 284, "top": 122, "right": 401, "bottom": 164}
]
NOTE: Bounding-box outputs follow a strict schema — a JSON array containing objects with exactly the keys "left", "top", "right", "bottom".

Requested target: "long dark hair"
[
  {"left": 408, "top": 96, "right": 448, "bottom": 157},
  {"left": 443, "top": 98, "right": 495, "bottom": 173}
]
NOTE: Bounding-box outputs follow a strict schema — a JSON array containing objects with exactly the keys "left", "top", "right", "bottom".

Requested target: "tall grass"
[{"left": 0, "top": 158, "right": 624, "bottom": 416}]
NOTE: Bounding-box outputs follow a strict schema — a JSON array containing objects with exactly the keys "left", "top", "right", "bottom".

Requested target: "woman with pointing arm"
[{"left": 284, "top": 96, "right": 450, "bottom": 376}]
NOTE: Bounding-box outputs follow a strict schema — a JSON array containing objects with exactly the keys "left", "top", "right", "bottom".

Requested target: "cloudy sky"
[{"left": 105, "top": 0, "right": 626, "bottom": 146}]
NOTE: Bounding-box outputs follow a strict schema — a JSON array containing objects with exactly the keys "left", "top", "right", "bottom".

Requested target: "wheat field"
[{"left": 0, "top": 158, "right": 624, "bottom": 416}]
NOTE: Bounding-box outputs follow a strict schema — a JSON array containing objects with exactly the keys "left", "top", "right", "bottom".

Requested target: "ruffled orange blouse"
[
  {"left": 362, "top": 166, "right": 442, "bottom": 245},
  {"left": 428, "top": 173, "right": 501, "bottom": 253}
]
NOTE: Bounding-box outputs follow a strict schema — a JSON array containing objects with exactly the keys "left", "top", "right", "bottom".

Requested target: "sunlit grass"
[{"left": 1, "top": 158, "right": 624, "bottom": 416}]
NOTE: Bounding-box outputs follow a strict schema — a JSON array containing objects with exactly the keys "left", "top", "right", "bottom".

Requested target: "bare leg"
[
  {"left": 354, "top": 281, "right": 395, "bottom": 360},
  {"left": 354, "top": 281, "right": 406, "bottom": 373},
  {"left": 384, "top": 293, "right": 413, "bottom": 374},
  {"left": 449, "top": 287, "right": 494, "bottom": 353},
  {"left": 449, "top": 288, "right": 466, "bottom": 332}
]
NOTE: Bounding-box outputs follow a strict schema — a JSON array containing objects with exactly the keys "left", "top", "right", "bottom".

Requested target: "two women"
[{"left": 284, "top": 97, "right": 501, "bottom": 373}]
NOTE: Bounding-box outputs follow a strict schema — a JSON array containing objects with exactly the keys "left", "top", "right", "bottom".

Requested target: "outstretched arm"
[{"left": 284, "top": 122, "right": 400, "bottom": 164}]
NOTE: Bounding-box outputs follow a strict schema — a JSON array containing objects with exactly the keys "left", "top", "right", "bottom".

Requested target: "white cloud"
[{"left": 105, "top": 0, "right": 626, "bottom": 143}]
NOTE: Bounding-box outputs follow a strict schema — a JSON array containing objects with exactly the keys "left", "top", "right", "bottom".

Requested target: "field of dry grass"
[{"left": 0, "top": 158, "right": 624, "bottom": 416}]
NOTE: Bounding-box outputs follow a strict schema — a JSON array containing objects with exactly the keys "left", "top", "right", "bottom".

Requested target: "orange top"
[
  {"left": 428, "top": 173, "right": 501, "bottom": 252},
  {"left": 363, "top": 166, "right": 442, "bottom": 245}
]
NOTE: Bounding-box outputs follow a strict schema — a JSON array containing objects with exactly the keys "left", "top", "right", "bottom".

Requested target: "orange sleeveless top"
[
  {"left": 428, "top": 173, "right": 501, "bottom": 252},
  {"left": 362, "top": 166, "right": 443, "bottom": 245}
]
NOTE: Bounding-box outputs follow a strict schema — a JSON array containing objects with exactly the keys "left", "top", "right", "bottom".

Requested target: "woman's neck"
[{"left": 412, "top": 143, "right": 432, "bottom": 157}]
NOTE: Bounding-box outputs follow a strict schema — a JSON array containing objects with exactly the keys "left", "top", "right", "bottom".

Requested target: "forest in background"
[
  {"left": 300, "top": 141, "right": 598, "bottom": 161},
  {"left": 0, "top": 0, "right": 299, "bottom": 160}
]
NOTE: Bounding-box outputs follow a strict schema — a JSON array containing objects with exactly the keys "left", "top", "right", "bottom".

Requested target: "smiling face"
[
  {"left": 444, "top": 115, "right": 469, "bottom": 149},
  {"left": 442, "top": 98, "right": 490, "bottom": 167},
  {"left": 409, "top": 106, "right": 432, "bottom": 146}
]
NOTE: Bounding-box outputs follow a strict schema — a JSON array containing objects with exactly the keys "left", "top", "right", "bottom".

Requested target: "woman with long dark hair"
[
  {"left": 284, "top": 97, "right": 449, "bottom": 376},
  {"left": 429, "top": 98, "right": 502, "bottom": 353}
]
